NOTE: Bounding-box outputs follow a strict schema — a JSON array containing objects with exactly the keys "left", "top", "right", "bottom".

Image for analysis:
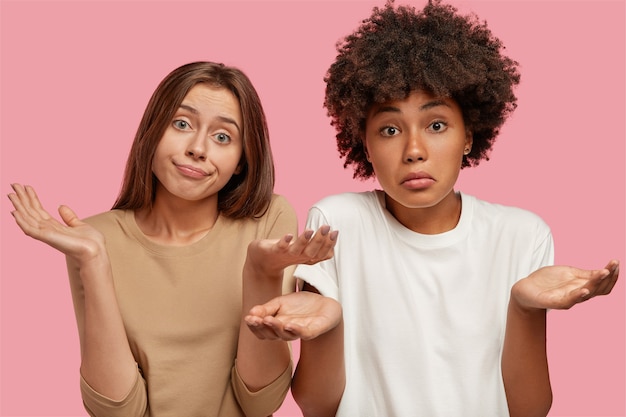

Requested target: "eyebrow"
[
  {"left": 178, "top": 104, "right": 241, "bottom": 133},
  {"left": 371, "top": 99, "right": 452, "bottom": 116}
]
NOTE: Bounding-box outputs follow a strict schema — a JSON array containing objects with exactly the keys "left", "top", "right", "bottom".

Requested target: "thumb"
[
  {"left": 58, "top": 205, "right": 82, "bottom": 227},
  {"left": 248, "top": 296, "right": 283, "bottom": 318}
]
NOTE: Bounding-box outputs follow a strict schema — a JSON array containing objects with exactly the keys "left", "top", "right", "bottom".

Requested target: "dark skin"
[
  {"left": 245, "top": 89, "right": 620, "bottom": 416},
  {"left": 244, "top": 3, "right": 619, "bottom": 416},
  {"left": 247, "top": 250, "right": 619, "bottom": 417}
]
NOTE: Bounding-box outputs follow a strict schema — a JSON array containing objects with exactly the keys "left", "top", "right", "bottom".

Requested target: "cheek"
[
  {"left": 216, "top": 146, "right": 243, "bottom": 172},
  {"left": 151, "top": 145, "right": 165, "bottom": 173}
]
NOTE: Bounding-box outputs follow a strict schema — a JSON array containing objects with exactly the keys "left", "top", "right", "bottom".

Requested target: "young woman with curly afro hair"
[{"left": 244, "top": 2, "right": 619, "bottom": 417}]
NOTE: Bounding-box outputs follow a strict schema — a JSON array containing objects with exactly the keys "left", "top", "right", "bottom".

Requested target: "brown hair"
[
  {"left": 324, "top": 0, "right": 520, "bottom": 179},
  {"left": 112, "top": 62, "right": 274, "bottom": 218}
]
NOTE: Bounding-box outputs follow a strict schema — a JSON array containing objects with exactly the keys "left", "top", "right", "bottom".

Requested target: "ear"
[
  {"left": 234, "top": 160, "right": 244, "bottom": 175},
  {"left": 363, "top": 137, "right": 371, "bottom": 162},
  {"left": 463, "top": 131, "right": 473, "bottom": 155}
]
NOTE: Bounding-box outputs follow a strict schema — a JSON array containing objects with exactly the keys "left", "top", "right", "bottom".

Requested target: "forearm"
[
  {"left": 292, "top": 319, "right": 345, "bottom": 417},
  {"left": 236, "top": 260, "right": 291, "bottom": 391},
  {"left": 78, "top": 255, "right": 137, "bottom": 401},
  {"left": 502, "top": 297, "right": 552, "bottom": 417}
]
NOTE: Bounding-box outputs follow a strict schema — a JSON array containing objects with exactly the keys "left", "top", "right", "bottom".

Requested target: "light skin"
[
  {"left": 7, "top": 84, "right": 338, "bottom": 404},
  {"left": 247, "top": 90, "right": 619, "bottom": 417},
  {"left": 136, "top": 84, "right": 244, "bottom": 245}
]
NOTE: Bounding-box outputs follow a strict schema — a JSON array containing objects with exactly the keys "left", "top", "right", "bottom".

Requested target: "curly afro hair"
[{"left": 324, "top": 0, "right": 521, "bottom": 179}]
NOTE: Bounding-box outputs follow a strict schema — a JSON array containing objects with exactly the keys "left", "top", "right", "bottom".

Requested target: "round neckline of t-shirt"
[
  {"left": 374, "top": 189, "right": 473, "bottom": 248},
  {"left": 120, "top": 209, "right": 224, "bottom": 258}
]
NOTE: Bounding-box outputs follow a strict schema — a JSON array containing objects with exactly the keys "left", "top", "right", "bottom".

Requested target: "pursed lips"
[
  {"left": 174, "top": 162, "right": 210, "bottom": 177},
  {"left": 401, "top": 171, "right": 434, "bottom": 184}
]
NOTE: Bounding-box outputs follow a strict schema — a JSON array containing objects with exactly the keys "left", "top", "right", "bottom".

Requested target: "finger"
[
  {"left": 58, "top": 205, "right": 83, "bottom": 228},
  {"left": 248, "top": 298, "right": 282, "bottom": 318},
  {"left": 10, "top": 184, "right": 51, "bottom": 222},
  {"left": 245, "top": 320, "right": 272, "bottom": 340},
  {"left": 8, "top": 184, "right": 34, "bottom": 216},
  {"left": 307, "top": 230, "right": 338, "bottom": 262},
  {"left": 593, "top": 265, "right": 619, "bottom": 296},
  {"left": 575, "top": 266, "right": 617, "bottom": 301},
  {"left": 568, "top": 266, "right": 610, "bottom": 283},
  {"left": 262, "top": 317, "right": 301, "bottom": 341},
  {"left": 300, "top": 226, "right": 335, "bottom": 260},
  {"left": 273, "top": 234, "right": 294, "bottom": 252},
  {"left": 603, "top": 259, "right": 620, "bottom": 273},
  {"left": 24, "top": 185, "right": 48, "bottom": 216},
  {"left": 10, "top": 208, "right": 39, "bottom": 237},
  {"left": 7, "top": 192, "right": 30, "bottom": 222},
  {"left": 250, "top": 321, "right": 283, "bottom": 340},
  {"left": 244, "top": 313, "right": 284, "bottom": 340},
  {"left": 574, "top": 287, "right": 592, "bottom": 305},
  {"left": 287, "top": 229, "right": 315, "bottom": 255},
  {"left": 20, "top": 185, "right": 53, "bottom": 221},
  {"left": 8, "top": 194, "right": 54, "bottom": 238}
]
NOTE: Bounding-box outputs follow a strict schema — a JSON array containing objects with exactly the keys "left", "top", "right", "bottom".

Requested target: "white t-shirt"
[{"left": 295, "top": 191, "right": 554, "bottom": 417}]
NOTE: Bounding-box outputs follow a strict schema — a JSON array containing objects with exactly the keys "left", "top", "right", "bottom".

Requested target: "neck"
[
  {"left": 385, "top": 190, "right": 462, "bottom": 235},
  {"left": 135, "top": 193, "right": 219, "bottom": 246}
]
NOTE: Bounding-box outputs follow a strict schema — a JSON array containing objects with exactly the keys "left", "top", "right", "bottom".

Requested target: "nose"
[
  {"left": 186, "top": 134, "right": 207, "bottom": 161},
  {"left": 404, "top": 130, "right": 426, "bottom": 163}
]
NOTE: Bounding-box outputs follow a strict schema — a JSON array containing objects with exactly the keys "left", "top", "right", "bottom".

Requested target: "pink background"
[{"left": 1, "top": 0, "right": 624, "bottom": 416}]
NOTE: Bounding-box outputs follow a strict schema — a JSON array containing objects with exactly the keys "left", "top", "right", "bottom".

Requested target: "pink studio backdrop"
[{"left": 1, "top": 0, "right": 624, "bottom": 416}]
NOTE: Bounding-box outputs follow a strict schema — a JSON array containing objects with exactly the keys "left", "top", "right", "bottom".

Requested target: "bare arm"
[
  {"left": 291, "top": 284, "right": 345, "bottom": 417},
  {"left": 8, "top": 184, "right": 137, "bottom": 401},
  {"left": 502, "top": 260, "right": 619, "bottom": 417},
  {"left": 501, "top": 297, "right": 551, "bottom": 417}
]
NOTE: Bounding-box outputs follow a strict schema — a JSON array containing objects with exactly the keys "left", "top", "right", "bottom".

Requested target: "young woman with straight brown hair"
[{"left": 8, "top": 61, "right": 336, "bottom": 417}]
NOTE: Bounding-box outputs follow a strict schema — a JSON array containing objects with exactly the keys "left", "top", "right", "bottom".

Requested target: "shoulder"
[
  {"left": 263, "top": 194, "right": 296, "bottom": 221},
  {"left": 303, "top": 191, "right": 382, "bottom": 232},
  {"left": 246, "top": 194, "right": 297, "bottom": 235},
  {"left": 267, "top": 194, "right": 295, "bottom": 214},
  {"left": 467, "top": 194, "right": 551, "bottom": 235},
  {"left": 311, "top": 191, "right": 380, "bottom": 216},
  {"left": 82, "top": 209, "right": 127, "bottom": 231}
]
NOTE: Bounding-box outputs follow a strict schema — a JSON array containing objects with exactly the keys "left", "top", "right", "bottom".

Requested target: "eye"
[
  {"left": 214, "top": 133, "right": 232, "bottom": 144},
  {"left": 428, "top": 121, "right": 447, "bottom": 133},
  {"left": 380, "top": 126, "right": 400, "bottom": 137},
  {"left": 173, "top": 120, "right": 191, "bottom": 130}
]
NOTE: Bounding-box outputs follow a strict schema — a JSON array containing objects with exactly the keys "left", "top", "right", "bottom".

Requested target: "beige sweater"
[{"left": 67, "top": 195, "right": 297, "bottom": 417}]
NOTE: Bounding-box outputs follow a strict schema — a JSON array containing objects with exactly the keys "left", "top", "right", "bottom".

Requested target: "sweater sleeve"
[
  {"left": 67, "top": 214, "right": 149, "bottom": 417},
  {"left": 264, "top": 194, "right": 299, "bottom": 295},
  {"left": 80, "top": 364, "right": 148, "bottom": 417},
  {"left": 229, "top": 195, "right": 297, "bottom": 415},
  {"left": 231, "top": 359, "right": 293, "bottom": 417}
]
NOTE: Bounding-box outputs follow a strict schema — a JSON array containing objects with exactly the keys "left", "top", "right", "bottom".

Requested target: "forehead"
[
  {"left": 368, "top": 90, "right": 461, "bottom": 118},
  {"left": 181, "top": 84, "right": 242, "bottom": 119}
]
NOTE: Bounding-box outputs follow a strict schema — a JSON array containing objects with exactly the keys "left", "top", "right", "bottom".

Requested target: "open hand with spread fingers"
[
  {"left": 8, "top": 183, "right": 107, "bottom": 264},
  {"left": 512, "top": 260, "right": 619, "bottom": 311},
  {"left": 246, "top": 225, "right": 338, "bottom": 277}
]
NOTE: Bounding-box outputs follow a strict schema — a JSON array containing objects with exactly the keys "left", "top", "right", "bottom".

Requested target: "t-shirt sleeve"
[
  {"left": 80, "top": 365, "right": 148, "bottom": 417},
  {"left": 293, "top": 206, "right": 341, "bottom": 300},
  {"left": 231, "top": 358, "right": 292, "bottom": 417},
  {"left": 530, "top": 220, "right": 555, "bottom": 271}
]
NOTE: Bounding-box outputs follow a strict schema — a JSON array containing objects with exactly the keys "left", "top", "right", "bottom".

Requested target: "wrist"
[
  {"left": 77, "top": 250, "right": 113, "bottom": 282},
  {"left": 243, "top": 257, "right": 284, "bottom": 281},
  {"left": 244, "top": 241, "right": 286, "bottom": 278},
  {"left": 509, "top": 286, "right": 546, "bottom": 317}
]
